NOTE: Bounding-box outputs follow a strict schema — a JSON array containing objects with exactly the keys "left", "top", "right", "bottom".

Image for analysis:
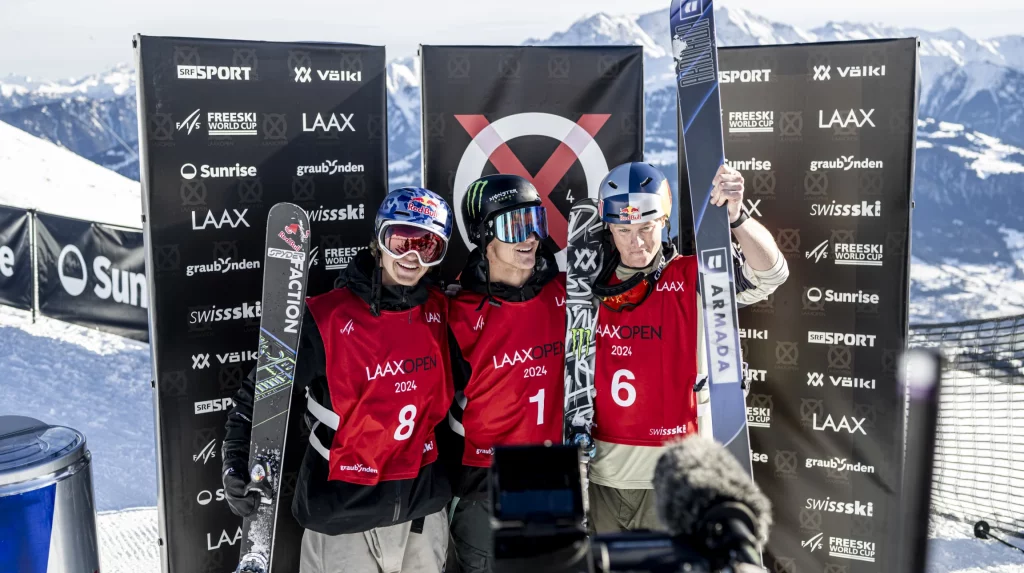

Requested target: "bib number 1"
[
  {"left": 394, "top": 404, "right": 417, "bottom": 440},
  {"left": 612, "top": 369, "right": 637, "bottom": 407}
]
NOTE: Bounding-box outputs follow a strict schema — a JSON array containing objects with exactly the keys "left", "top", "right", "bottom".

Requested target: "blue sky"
[{"left": 1, "top": 0, "right": 1021, "bottom": 79}]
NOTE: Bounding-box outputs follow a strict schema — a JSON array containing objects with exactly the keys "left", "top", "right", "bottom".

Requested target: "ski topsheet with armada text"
[
  {"left": 669, "top": 0, "right": 753, "bottom": 477},
  {"left": 237, "top": 203, "right": 311, "bottom": 573},
  {"left": 563, "top": 198, "right": 604, "bottom": 454}
]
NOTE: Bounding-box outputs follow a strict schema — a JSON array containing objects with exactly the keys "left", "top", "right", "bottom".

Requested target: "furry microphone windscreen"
[{"left": 652, "top": 436, "right": 773, "bottom": 546}]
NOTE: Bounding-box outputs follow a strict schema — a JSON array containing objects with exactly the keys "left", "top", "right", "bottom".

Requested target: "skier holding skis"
[
  {"left": 442, "top": 174, "right": 566, "bottom": 573},
  {"left": 586, "top": 162, "right": 788, "bottom": 533},
  {"left": 222, "top": 188, "right": 457, "bottom": 573}
]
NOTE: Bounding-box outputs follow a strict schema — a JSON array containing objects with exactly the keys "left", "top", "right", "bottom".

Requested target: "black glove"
[{"left": 223, "top": 466, "right": 260, "bottom": 518}]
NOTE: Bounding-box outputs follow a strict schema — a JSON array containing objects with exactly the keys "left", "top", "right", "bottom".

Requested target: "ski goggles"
[
  {"left": 491, "top": 206, "right": 549, "bottom": 244},
  {"left": 377, "top": 222, "right": 448, "bottom": 267},
  {"left": 598, "top": 278, "right": 655, "bottom": 312}
]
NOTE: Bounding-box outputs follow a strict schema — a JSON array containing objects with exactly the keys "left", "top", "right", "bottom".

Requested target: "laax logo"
[
  {"left": 492, "top": 342, "right": 564, "bottom": 369},
  {"left": 191, "top": 209, "right": 249, "bottom": 230},
  {"left": 452, "top": 112, "right": 611, "bottom": 267},
  {"left": 296, "top": 160, "right": 365, "bottom": 177},
  {"left": 819, "top": 109, "right": 875, "bottom": 129},
  {"left": 193, "top": 438, "right": 217, "bottom": 464},
  {"left": 340, "top": 319, "right": 355, "bottom": 335},
  {"left": 207, "top": 526, "right": 242, "bottom": 551},
  {"left": 365, "top": 355, "right": 439, "bottom": 381},
  {"left": 656, "top": 280, "right": 685, "bottom": 292},
  {"left": 302, "top": 112, "right": 355, "bottom": 132},
  {"left": 813, "top": 65, "right": 886, "bottom": 81},
  {"left": 57, "top": 245, "right": 148, "bottom": 308},
  {"left": 473, "top": 316, "right": 485, "bottom": 331},
  {"left": 569, "top": 328, "right": 593, "bottom": 361},
  {"left": 718, "top": 69, "right": 771, "bottom": 83},
  {"left": 177, "top": 65, "right": 251, "bottom": 81},
  {"left": 293, "top": 66, "right": 362, "bottom": 83},
  {"left": 812, "top": 413, "right": 867, "bottom": 435},
  {"left": 426, "top": 312, "right": 441, "bottom": 324}
]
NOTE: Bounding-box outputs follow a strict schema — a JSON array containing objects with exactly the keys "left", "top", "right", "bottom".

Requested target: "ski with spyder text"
[{"left": 236, "top": 203, "right": 311, "bottom": 573}]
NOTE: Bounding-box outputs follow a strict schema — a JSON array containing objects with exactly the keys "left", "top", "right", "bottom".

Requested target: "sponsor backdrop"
[
  {"left": 680, "top": 39, "right": 917, "bottom": 572},
  {"left": 420, "top": 45, "right": 644, "bottom": 278},
  {"left": 35, "top": 213, "right": 148, "bottom": 340},
  {"left": 135, "top": 36, "right": 387, "bottom": 573},
  {"left": 0, "top": 205, "right": 33, "bottom": 310}
]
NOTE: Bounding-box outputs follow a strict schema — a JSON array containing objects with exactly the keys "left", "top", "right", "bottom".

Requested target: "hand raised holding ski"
[{"left": 709, "top": 164, "right": 745, "bottom": 223}]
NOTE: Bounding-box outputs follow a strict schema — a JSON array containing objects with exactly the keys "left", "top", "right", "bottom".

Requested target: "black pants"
[{"left": 447, "top": 497, "right": 492, "bottom": 573}]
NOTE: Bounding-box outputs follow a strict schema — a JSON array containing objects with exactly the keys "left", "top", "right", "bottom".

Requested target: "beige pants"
[
  {"left": 587, "top": 482, "right": 664, "bottom": 534},
  {"left": 299, "top": 510, "right": 448, "bottom": 573}
]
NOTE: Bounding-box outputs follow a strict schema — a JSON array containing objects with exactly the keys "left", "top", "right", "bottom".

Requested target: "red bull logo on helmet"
[
  {"left": 619, "top": 205, "right": 642, "bottom": 221},
  {"left": 408, "top": 196, "right": 439, "bottom": 217}
]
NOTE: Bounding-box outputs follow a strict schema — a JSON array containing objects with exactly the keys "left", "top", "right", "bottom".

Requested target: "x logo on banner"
[
  {"left": 807, "top": 372, "right": 824, "bottom": 386},
  {"left": 192, "top": 354, "right": 210, "bottom": 369},
  {"left": 455, "top": 114, "right": 610, "bottom": 247}
]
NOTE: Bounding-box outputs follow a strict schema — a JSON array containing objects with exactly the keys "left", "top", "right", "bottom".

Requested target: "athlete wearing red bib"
[
  {"left": 587, "top": 162, "right": 789, "bottom": 534},
  {"left": 442, "top": 174, "right": 566, "bottom": 573},
  {"left": 222, "top": 188, "right": 457, "bottom": 573}
]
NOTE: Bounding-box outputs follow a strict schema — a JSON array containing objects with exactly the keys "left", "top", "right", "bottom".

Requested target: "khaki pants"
[
  {"left": 299, "top": 510, "right": 448, "bottom": 573},
  {"left": 587, "top": 482, "right": 664, "bottom": 534}
]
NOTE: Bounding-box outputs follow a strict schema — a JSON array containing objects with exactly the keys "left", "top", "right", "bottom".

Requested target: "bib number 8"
[
  {"left": 394, "top": 405, "right": 417, "bottom": 441},
  {"left": 612, "top": 369, "right": 636, "bottom": 407}
]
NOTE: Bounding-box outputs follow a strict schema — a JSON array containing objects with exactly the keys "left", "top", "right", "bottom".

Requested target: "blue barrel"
[{"left": 0, "top": 415, "right": 100, "bottom": 573}]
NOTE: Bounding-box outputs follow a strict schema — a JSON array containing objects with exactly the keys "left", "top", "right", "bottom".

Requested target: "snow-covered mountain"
[
  {"left": 0, "top": 120, "right": 141, "bottom": 228},
  {"left": 2, "top": 5, "right": 1024, "bottom": 322}
]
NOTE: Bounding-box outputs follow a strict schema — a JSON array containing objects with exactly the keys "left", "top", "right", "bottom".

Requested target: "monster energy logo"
[
  {"left": 569, "top": 327, "right": 593, "bottom": 361},
  {"left": 466, "top": 180, "right": 488, "bottom": 217}
]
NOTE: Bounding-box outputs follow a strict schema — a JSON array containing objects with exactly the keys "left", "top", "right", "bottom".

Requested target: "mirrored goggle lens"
[
  {"left": 493, "top": 206, "right": 549, "bottom": 243},
  {"left": 381, "top": 224, "right": 447, "bottom": 265},
  {"left": 600, "top": 279, "right": 652, "bottom": 312}
]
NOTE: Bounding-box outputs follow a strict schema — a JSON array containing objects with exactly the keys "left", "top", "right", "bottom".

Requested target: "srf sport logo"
[
  {"left": 718, "top": 69, "right": 771, "bottom": 83},
  {"left": 177, "top": 65, "right": 251, "bottom": 81}
]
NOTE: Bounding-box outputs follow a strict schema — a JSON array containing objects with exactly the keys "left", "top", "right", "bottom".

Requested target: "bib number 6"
[
  {"left": 394, "top": 404, "right": 418, "bottom": 441},
  {"left": 611, "top": 369, "right": 637, "bottom": 407}
]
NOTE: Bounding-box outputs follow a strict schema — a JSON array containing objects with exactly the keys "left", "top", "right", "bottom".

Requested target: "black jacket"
[
  {"left": 222, "top": 250, "right": 452, "bottom": 534},
  {"left": 440, "top": 245, "right": 559, "bottom": 500}
]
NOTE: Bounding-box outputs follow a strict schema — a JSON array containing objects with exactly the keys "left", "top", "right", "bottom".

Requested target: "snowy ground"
[
  {"left": 3, "top": 307, "right": 1023, "bottom": 572},
  {"left": 0, "top": 305, "right": 154, "bottom": 510}
]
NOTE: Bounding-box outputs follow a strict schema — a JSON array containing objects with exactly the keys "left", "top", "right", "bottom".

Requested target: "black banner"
[
  {"left": 421, "top": 45, "right": 644, "bottom": 278},
  {"left": 34, "top": 213, "right": 147, "bottom": 340},
  {"left": 689, "top": 39, "right": 918, "bottom": 572},
  {"left": 136, "top": 36, "right": 387, "bottom": 573},
  {"left": 0, "top": 206, "right": 32, "bottom": 310}
]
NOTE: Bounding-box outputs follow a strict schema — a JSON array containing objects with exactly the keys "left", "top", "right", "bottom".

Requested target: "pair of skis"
[{"left": 561, "top": 0, "right": 752, "bottom": 479}]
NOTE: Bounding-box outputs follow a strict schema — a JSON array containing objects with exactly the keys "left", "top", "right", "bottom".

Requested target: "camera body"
[{"left": 489, "top": 445, "right": 756, "bottom": 573}]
